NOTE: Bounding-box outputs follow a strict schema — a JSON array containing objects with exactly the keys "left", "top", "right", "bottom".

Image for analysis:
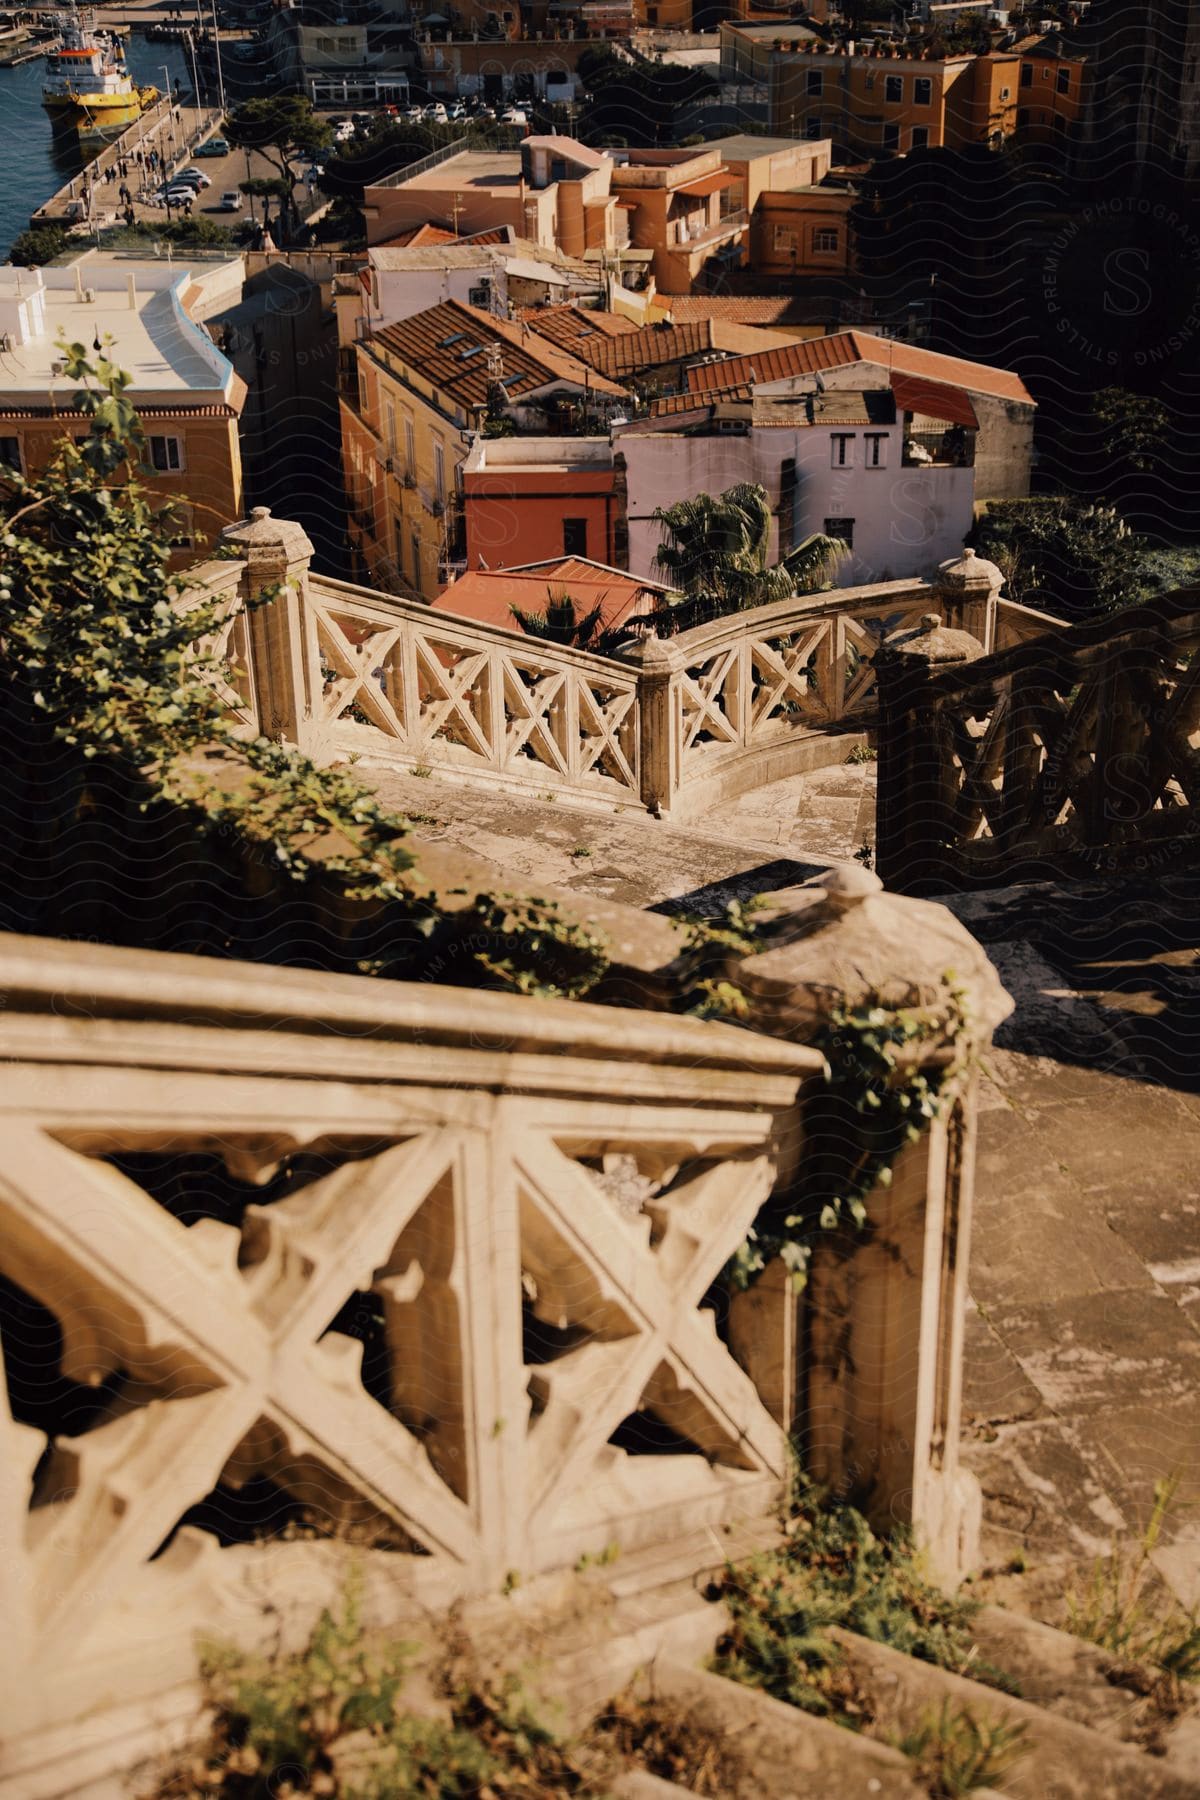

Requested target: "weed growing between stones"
[
  {"left": 1066, "top": 1476, "right": 1200, "bottom": 1686},
  {"left": 895, "top": 1701, "right": 1028, "bottom": 1797},
  {"left": 710, "top": 1476, "right": 1018, "bottom": 1728},
  {"left": 145, "top": 1571, "right": 744, "bottom": 1798}
]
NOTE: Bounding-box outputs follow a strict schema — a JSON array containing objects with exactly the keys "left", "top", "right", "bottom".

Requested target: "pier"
[{"left": 30, "top": 97, "right": 223, "bottom": 230}]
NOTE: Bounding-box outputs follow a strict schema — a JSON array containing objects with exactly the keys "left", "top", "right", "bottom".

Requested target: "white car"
[
  {"left": 424, "top": 102, "right": 447, "bottom": 121},
  {"left": 335, "top": 121, "right": 356, "bottom": 141},
  {"left": 180, "top": 166, "right": 213, "bottom": 188},
  {"left": 219, "top": 190, "right": 243, "bottom": 211},
  {"left": 500, "top": 107, "right": 527, "bottom": 125}
]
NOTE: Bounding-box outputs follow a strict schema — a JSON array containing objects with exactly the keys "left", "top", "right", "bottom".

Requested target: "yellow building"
[
  {"left": 340, "top": 298, "right": 627, "bottom": 599},
  {"left": 719, "top": 26, "right": 1085, "bottom": 158},
  {"left": 0, "top": 259, "right": 245, "bottom": 561}
]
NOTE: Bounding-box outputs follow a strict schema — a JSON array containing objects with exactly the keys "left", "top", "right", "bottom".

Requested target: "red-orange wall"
[{"left": 464, "top": 467, "right": 618, "bottom": 569}]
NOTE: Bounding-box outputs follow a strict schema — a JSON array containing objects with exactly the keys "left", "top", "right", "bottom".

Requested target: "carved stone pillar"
[
  {"left": 621, "top": 631, "right": 682, "bottom": 818},
  {"left": 220, "top": 507, "right": 315, "bottom": 748},
  {"left": 725, "top": 864, "right": 1012, "bottom": 1584},
  {"left": 874, "top": 612, "right": 985, "bottom": 896},
  {"left": 935, "top": 546, "right": 1004, "bottom": 652}
]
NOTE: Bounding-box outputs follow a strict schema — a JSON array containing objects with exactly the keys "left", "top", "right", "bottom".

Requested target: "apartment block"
[{"left": 0, "top": 260, "right": 245, "bottom": 561}]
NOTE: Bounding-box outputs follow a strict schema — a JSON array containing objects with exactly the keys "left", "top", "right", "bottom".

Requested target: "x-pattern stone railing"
[
  {"left": 304, "top": 577, "right": 641, "bottom": 803},
  {"left": 0, "top": 931, "right": 818, "bottom": 1782},
  {"left": 875, "top": 587, "right": 1200, "bottom": 892},
  {"left": 209, "top": 511, "right": 1022, "bottom": 822}
]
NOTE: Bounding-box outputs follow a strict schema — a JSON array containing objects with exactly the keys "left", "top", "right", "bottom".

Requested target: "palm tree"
[
  {"left": 509, "top": 589, "right": 629, "bottom": 656},
  {"left": 652, "top": 482, "right": 846, "bottom": 618}
]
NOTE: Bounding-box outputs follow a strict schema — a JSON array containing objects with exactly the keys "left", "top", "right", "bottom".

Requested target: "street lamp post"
[
  {"left": 209, "top": 0, "right": 226, "bottom": 115},
  {"left": 184, "top": 27, "right": 201, "bottom": 108}
]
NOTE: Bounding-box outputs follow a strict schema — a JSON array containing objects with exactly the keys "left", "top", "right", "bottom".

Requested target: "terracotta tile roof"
[
  {"left": 434, "top": 556, "right": 664, "bottom": 634},
  {"left": 663, "top": 297, "right": 826, "bottom": 328},
  {"left": 646, "top": 383, "right": 752, "bottom": 416},
  {"left": 380, "top": 222, "right": 512, "bottom": 248},
  {"left": 685, "top": 329, "right": 1034, "bottom": 406},
  {"left": 0, "top": 401, "right": 240, "bottom": 419},
  {"left": 371, "top": 300, "right": 629, "bottom": 409},
  {"left": 891, "top": 374, "right": 978, "bottom": 430},
  {"left": 540, "top": 317, "right": 727, "bottom": 380},
  {"left": 516, "top": 305, "right": 639, "bottom": 352}
]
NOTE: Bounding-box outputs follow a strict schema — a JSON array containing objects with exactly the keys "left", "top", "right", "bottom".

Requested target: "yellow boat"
[{"left": 42, "top": 3, "right": 158, "bottom": 142}]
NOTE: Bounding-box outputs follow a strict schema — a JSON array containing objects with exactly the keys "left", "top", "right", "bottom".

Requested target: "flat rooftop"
[
  {"left": 383, "top": 150, "right": 522, "bottom": 192},
  {"left": 0, "top": 264, "right": 238, "bottom": 404}
]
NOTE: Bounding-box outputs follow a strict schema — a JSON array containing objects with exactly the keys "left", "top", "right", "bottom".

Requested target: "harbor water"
[{"left": 0, "top": 31, "right": 195, "bottom": 258}]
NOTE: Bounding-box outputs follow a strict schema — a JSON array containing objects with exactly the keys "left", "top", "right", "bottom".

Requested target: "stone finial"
[
  {"left": 220, "top": 506, "right": 315, "bottom": 568},
  {"left": 882, "top": 611, "right": 984, "bottom": 667},
  {"left": 720, "top": 861, "right": 1012, "bottom": 1045},
  {"left": 936, "top": 544, "right": 1003, "bottom": 598}
]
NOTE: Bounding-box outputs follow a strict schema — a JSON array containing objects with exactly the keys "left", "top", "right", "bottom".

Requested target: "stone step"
[
  {"left": 827, "top": 1624, "right": 1200, "bottom": 1799},
  {"left": 971, "top": 1604, "right": 1200, "bottom": 1777},
  {"left": 644, "top": 1660, "right": 936, "bottom": 1798}
]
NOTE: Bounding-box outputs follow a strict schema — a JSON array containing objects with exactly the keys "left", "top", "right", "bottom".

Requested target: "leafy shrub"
[{"left": 711, "top": 1478, "right": 1015, "bottom": 1723}]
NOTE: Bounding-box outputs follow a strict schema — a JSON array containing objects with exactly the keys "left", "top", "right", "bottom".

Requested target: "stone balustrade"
[
  {"left": 874, "top": 586, "right": 1200, "bottom": 894},
  {"left": 182, "top": 511, "right": 1028, "bottom": 823},
  {"left": 0, "top": 852, "right": 1011, "bottom": 1796}
]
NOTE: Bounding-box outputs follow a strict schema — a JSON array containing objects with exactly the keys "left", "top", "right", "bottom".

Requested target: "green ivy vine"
[
  {"left": 728, "top": 977, "right": 973, "bottom": 1292},
  {"left": 0, "top": 343, "right": 608, "bottom": 1001}
]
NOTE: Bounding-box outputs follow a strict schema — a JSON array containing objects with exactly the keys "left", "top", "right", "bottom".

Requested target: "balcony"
[
  {"left": 902, "top": 428, "right": 975, "bottom": 469},
  {"left": 671, "top": 208, "right": 750, "bottom": 252}
]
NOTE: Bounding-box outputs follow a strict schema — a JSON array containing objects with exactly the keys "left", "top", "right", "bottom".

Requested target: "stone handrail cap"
[
  {"left": 221, "top": 507, "right": 315, "bottom": 563},
  {"left": 726, "top": 862, "right": 1013, "bottom": 1042},
  {"left": 937, "top": 545, "right": 1004, "bottom": 595},
  {"left": 883, "top": 611, "right": 985, "bottom": 666}
]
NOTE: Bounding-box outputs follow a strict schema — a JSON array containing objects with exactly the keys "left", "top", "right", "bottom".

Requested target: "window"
[
  {"left": 1017, "top": 106, "right": 1031, "bottom": 126},
  {"left": 433, "top": 441, "right": 446, "bottom": 500},
  {"left": 148, "top": 434, "right": 184, "bottom": 473},
  {"left": 0, "top": 435, "right": 21, "bottom": 475},
  {"left": 999, "top": 86, "right": 1011, "bottom": 100},
  {"left": 774, "top": 224, "right": 799, "bottom": 251},
  {"left": 410, "top": 533, "right": 421, "bottom": 587},
  {"left": 883, "top": 123, "right": 900, "bottom": 150},
  {"left": 563, "top": 518, "right": 588, "bottom": 556},
  {"left": 1057, "top": 66, "right": 1070, "bottom": 93},
  {"left": 824, "top": 516, "right": 854, "bottom": 546},
  {"left": 804, "top": 117, "right": 823, "bottom": 140},
  {"left": 911, "top": 126, "right": 929, "bottom": 149},
  {"left": 385, "top": 399, "right": 397, "bottom": 459},
  {"left": 1042, "top": 65, "right": 1050, "bottom": 80},
  {"left": 914, "top": 75, "right": 932, "bottom": 105},
  {"left": 864, "top": 433, "right": 887, "bottom": 468},
  {"left": 885, "top": 74, "right": 903, "bottom": 103},
  {"left": 813, "top": 227, "right": 839, "bottom": 252},
  {"left": 830, "top": 434, "right": 854, "bottom": 468},
  {"left": 404, "top": 417, "right": 416, "bottom": 476},
  {"left": 358, "top": 370, "right": 370, "bottom": 414},
  {"left": 1020, "top": 63, "right": 1033, "bottom": 88},
  {"left": 806, "top": 68, "right": 822, "bottom": 96}
]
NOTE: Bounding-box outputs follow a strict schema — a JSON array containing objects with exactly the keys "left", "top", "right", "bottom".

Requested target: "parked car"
[
  {"left": 219, "top": 189, "right": 244, "bottom": 211},
  {"left": 500, "top": 107, "right": 527, "bottom": 125},
  {"left": 423, "top": 101, "right": 447, "bottom": 121},
  {"left": 335, "top": 120, "right": 356, "bottom": 141},
  {"left": 447, "top": 102, "right": 466, "bottom": 121},
  {"left": 180, "top": 166, "right": 212, "bottom": 187},
  {"left": 195, "top": 136, "right": 229, "bottom": 157}
]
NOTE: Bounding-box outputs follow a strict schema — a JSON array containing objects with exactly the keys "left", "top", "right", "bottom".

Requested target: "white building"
[{"left": 615, "top": 385, "right": 977, "bottom": 587}]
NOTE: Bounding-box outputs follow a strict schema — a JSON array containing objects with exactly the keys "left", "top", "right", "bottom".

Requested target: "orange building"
[
  {"left": 719, "top": 26, "right": 1085, "bottom": 157},
  {"left": 0, "top": 259, "right": 245, "bottom": 561},
  {"left": 458, "top": 436, "right": 626, "bottom": 571}
]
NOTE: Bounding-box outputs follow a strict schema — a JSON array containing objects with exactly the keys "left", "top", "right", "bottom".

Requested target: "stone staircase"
[{"left": 377, "top": 759, "right": 1200, "bottom": 1796}]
